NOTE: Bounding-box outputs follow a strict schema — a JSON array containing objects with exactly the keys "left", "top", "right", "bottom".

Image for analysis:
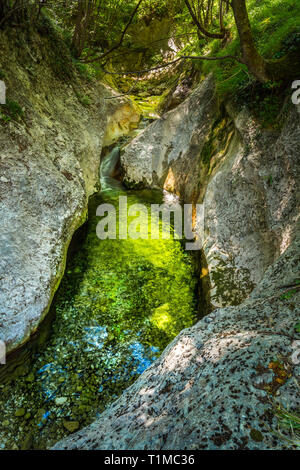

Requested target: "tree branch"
[
  {"left": 101, "top": 53, "right": 242, "bottom": 76},
  {"left": 82, "top": 0, "right": 144, "bottom": 64},
  {"left": 184, "top": 0, "right": 225, "bottom": 39},
  {"left": 82, "top": 31, "right": 199, "bottom": 62}
]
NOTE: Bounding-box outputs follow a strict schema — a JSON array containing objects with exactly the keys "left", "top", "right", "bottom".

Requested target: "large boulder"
[{"left": 120, "top": 75, "right": 218, "bottom": 197}]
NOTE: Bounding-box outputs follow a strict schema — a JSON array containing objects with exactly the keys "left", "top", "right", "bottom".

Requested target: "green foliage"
[
  {"left": 138, "top": 0, "right": 181, "bottom": 20},
  {"left": 252, "top": 93, "right": 282, "bottom": 128},
  {"left": 37, "top": 13, "right": 74, "bottom": 80},
  {"left": 280, "top": 288, "right": 298, "bottom": 300},
  {"left": 233, "top": 78, "right": 285, "bottom": 129},
  {"left": 74, "top": 90, "right": 92, "bottom": 106},
  {"left": 6, "top": 99, "right": 23, "bottom": 118},
  {"left": 273, "top": 404, "right": 300, "bottom": 448},
  {"left": 265, "top": 174, "right": 273, "bottom": 186},
  {"left": 0, "top": 69, "right": 5, "bottom": 79},
  {"left": 72, "top": 59, "right": 97, "bottom": 81},
  {"left": 195, "top": 0, "right": 300, "bottom": 96},
  {"left": 0, "top": 112, "right": 11, "bottom": 123},
  {"left": 0, "top": 99, "right": 23, "bottom": 123}
]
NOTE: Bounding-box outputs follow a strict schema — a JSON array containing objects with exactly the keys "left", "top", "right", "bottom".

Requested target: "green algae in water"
[{"left": 0, "top": 184, "right": 197, "bottom": 449}]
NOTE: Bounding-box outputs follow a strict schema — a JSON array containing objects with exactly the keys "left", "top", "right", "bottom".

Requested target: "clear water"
[{"left": 0, "top": 148, "right": 197, "bottom": 449}]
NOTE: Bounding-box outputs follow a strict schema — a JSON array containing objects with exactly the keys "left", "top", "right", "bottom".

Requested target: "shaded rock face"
[
  {"left": 0, "top": 29, "right": 139, "bottom": 354},
  {"left": 53, "top": 231, "right": 300, "bottom": 450},
  {"left": 121, "top": 76, "right": 300, "bottom": 307},
  {"left": 121, "top": 76, "right": 218, "bottom": 199},
  {"left": 103, "top": 93, "right": 140, "bottom": 146}
]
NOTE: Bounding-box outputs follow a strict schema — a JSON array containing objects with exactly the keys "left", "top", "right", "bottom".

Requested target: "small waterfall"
[{"left": 99, "top": 147, "right": 124, "bottom": 192}]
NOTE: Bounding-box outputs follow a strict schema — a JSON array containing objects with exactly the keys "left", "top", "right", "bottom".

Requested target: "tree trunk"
[
  {"left": 184, "top": 0, "right": 225, "bottom": 39},
  {"left": 231, "top": 0, "right": 268, "bottom": 82},
  {"left": 72, "top": 0, "right": 95, "bottom": 58},
  {"left": 0, "top": 1, "right": 8, "bottom": 22},
  {"left": 231, "top": 0, "right": 300, "bottom": 82}
]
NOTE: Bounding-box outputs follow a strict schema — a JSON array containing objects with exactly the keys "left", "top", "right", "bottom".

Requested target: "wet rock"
[
  {"left": 253, "top": 371, "right": 274, "bottom": 387},
  {"left": 0, "top": 28, "right": 139, "bottom": 355}
]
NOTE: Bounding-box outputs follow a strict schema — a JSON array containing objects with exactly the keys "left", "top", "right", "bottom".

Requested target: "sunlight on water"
[{"left": 0, "top": 148, "right": 197, "bottom": 449}]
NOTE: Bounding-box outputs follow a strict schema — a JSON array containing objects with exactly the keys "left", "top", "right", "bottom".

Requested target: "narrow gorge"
[{"left": 0, "top": 0, "right": 299, "bottom": 452}]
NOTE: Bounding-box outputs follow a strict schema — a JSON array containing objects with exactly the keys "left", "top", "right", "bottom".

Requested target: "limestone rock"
[{"left": 120, "top": 75, "right": 217, "bottom": 196}]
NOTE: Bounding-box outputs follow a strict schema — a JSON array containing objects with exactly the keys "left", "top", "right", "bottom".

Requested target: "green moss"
[
  {"left": 0, "top": 187, "right": 197, "bottom": 449},
  {"left": 0, "top": 112, "right": 11, "bottom": 124},
  {"left": 74, "top": 92, "right": 92, "bottom": 107},
  {"left": 210, "top": 259, "right": 255, "bottom": 307},
  {"left": 130, "top": 94, "right": 162, "bottom": 119},
  {"left": 0, "top": 99, "right": 23, "bottom": 124},
  {"left": 6, "top": 99, "right": 23, "bottom": 118},
  {"left": 37, "top": 13, "right": 74, "bottom": 80},
  {"left": 201, "top": 137, "right": 214, "bottom": 165},
  {"left": 250, "top": 428, "right": 264, "bottom": 442},
  {"left": 200, "top": 114, "right": 231, "bottom": 168}
]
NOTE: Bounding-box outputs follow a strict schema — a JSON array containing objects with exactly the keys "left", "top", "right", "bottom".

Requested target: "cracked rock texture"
[
  {"left": 121, "top": 76, "right": 300, "bottom": 307},
  {"left": 0, "top": 28, "right": 139, "bottom": 353},
  {"left": 53, "top": 229, "right": 300, "bottom": 450}
]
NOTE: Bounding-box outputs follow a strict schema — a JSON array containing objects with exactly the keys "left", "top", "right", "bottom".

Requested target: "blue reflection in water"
[
  {"left": 38, "top": 411, "right": 51, "bottom": 428},
  {"left": 83, "top": 325, "right": 108, "bottom": 351},
  {"left": 129, "top": 342, "right": 155, "bottom": 374},
  {"left": 37, "top": 363, "right": 67, "bottom": 402},
  {"left": 96, "top": 341, "right": 159, "bottom": 393}
]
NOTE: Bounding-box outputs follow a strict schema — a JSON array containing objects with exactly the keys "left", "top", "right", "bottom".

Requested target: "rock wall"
[
  {"left": 103, "top": 94, "right": 140, "bottom": 147},
  {"left": 0, "top": 27, "right": 139, "bottom": 354},
  {"left": 53, "top": 73, "right": 300, "bottom": 452},
  {"left": 53, "top": 228, "right": 300, "bottom": 450},
  {"left": 121, "top": 75, "right": 300, "bottom": 307}
]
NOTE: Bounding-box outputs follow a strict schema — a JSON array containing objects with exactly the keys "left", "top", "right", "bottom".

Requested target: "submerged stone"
[
  {"left": 55, "top": 397, "right": 68, "bottom": 406},
  {"left": 63, "top": 420, "right": 80, "bottom": 433},
  {"left": 14, "top": 408, "right": 25, "bottom": 417}
]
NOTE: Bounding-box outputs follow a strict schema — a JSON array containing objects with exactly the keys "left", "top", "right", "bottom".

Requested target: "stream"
[{"left": 0, "top": 143, "right": 198, "bottom": 449}]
